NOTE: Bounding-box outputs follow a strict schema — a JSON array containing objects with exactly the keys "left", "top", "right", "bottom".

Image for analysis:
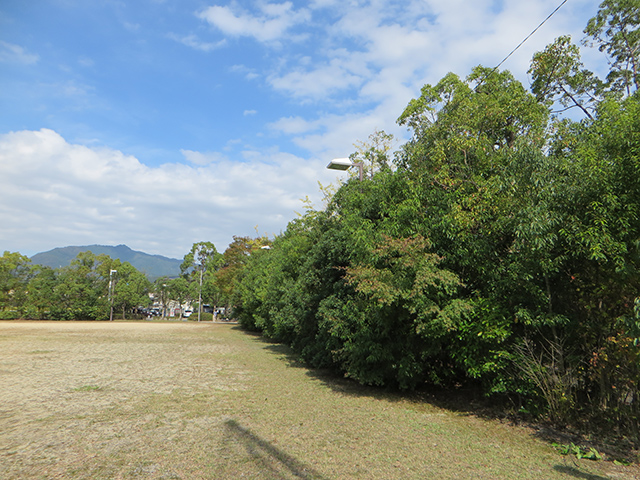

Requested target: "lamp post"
[
  {"left": 198, "top": 266, "right": 203, "bottom": 323},
  {"left": 326, "top": 158, "right": 364, "bottom": 181},
  {"left": 109, "top": 269, "right": 117, "bottom": 321},
  {"left": 162, "top": 283, "right": 167, "bottom": 319}
]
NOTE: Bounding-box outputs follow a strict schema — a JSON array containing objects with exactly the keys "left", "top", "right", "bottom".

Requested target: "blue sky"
[{"left": 1, "top": 0, "right": 606, "bottom": 259}]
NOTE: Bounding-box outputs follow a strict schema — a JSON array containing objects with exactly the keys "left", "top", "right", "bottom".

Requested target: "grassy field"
[{"left": 0, "top": 321, "right": 637, "bottom": 479}]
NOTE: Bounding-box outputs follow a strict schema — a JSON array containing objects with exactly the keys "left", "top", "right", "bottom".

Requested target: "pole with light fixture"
[
  {"left": 326, "top": 158, "right": 364, "bottom": 181},
  {"left": 198, "top": 267, "right": 203, "bottom": 323},
  {"left": 109, "top": 269, "right": 117, "bottom": 321},
  {"left": 162, "top": 283, "right": 167, "bottom": 319}
]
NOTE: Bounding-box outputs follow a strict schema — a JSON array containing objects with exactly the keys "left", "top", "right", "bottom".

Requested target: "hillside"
[{"left": 30, "top": 244, "right": 182, "bottom": 280}]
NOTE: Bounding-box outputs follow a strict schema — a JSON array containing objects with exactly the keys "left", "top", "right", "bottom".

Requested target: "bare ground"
[{"left": 0, "top": 321, "right": 638, "bottom": 479}]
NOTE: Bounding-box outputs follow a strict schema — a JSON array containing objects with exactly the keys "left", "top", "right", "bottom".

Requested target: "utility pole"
[
  {"left": 162, "top": 283, "right": 167, "bottom": 319},
  {"left": 109, "top": 269, "right": 117, "bottom": 321},
  {"left": 198, "top": 266, "right": 203, "bottom": 322}
]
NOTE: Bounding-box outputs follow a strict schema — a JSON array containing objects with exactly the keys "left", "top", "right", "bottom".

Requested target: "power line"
[
  {"left": 496, "top": 0, "right": 568, "bottom": 72},
  {"left": 475, "top": 0, "right": 569, "bottom": 90}
]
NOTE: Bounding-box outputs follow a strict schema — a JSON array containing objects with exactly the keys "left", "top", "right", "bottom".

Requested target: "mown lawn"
[{"left": 0, "top": 321, "right": 636, "bottom": 479}]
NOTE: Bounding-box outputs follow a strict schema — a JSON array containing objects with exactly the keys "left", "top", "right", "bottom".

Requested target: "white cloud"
[
  {"left": 261, "top": 0, "right": 602, "bottom": 156},
  {"left": 198, "top": 2, "right": 311, "bottom": 43},
  {"left": 268, "top": 51, "right": 369, "bottom": 99},
  {"left": 31, "top": 79, "right": 99, "bottom": 112},
  {"left": 58, "top": 80, "right": 93, "bottom": 98},
  {"left": 229, "top": 64, "right": 260, "bottom": 80},
  {"left": 262, "top": 0, "right": 597, "bottom": 102},
  {"left": 168, "top": 33, "right": 227, "bottom": 52},
  {"left": 0, "top": 41, "right": 39, "bottom": 65},
  {"left": 123, "top": 22, "right": 141, "bottom": 32},
  {"left": 243, "top": 109, "right": 257, "bottom": 116},
  {"left": 0, "top": 129, "right": 332, "bottom": 258},
  {"left": 78, "top": 56, "right": 95, "bottom": 67},
  {"left": 287, "top": 110, "right": 402, "bottom": 160},
  {"left": 268, "top": 116, "right": 318, "bottom": 135},
  {"left": 181, "top": 149, "right": 227, "bottom": 165}
]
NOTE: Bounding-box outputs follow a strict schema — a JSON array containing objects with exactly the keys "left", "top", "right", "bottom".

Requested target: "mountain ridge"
[{"left": 30, "top": 244, "right": 182, "bottom": 280}]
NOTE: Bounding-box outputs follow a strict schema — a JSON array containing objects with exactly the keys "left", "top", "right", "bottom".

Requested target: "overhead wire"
[{"left": 474, "top": 0, "right": 569, "bottom": 91}]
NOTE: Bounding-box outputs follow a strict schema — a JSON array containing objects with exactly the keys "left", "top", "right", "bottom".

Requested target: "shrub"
[{"left": 192, "top": 312, "right": 213, "bottom": 322}]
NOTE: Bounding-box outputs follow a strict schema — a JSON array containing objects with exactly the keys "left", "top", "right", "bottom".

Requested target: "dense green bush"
[
  {"left": 0, "top": 310, "right": 20, "bottom": 320},
  {"left": 237, "top": 7, "right": 640, "bottom": 441}
]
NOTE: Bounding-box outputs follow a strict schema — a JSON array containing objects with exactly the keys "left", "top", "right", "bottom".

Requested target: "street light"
[
  {"left": 162, "top": 283, "right": 167, "bottom": 319},
  {"left": 109, "top": 269, "right": 117, "bottom": 321},
  {"left": 196, "top": 256, "right": 203, "bottom": 323},
  {"left": 327, "top": 158, "right": 364, "bottom": 181}
]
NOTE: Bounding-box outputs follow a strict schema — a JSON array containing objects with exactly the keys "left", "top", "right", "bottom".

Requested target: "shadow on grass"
[
  {"left": 218, "top": 418, "right": 328, "bottom": 479},
  {"left": 243, "top": 328, "right": 409, "bottom": 404},
  {"left": 236, "top": 327, "right": 640, "bottom": 468},
  {"left": 552, "top": 465, "right": 610, "bottom": 480},
  {"left": 242, "top": 327, "right": 504, "bottom": 409},
  {"left": 246, "top": 328, "right": 504, "bottom": 412}
]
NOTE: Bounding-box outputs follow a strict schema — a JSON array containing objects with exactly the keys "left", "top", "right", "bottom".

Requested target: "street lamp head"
[
  {"left": 326, "top": 158, "right": 353, "bottom": 171},
  {"left": 326, "top": 157, "right": 364, "bottom": 181},
  {"left": 110, "top": 269, "right": 117, "bottom": 274}
]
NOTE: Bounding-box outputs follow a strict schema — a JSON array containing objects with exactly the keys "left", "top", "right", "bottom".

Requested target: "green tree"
[
  {"left": 181, "top": 242, "right": 221, "bottom": 321},
  {"left": 51, "top": 251, "right": 108, "bottom": 320},
  {"left": 214, "top": 235, "right": 270, "bottom": 311},
  {"left": 584, "top": 0, "right": 640, "bottom": 95},
  {"left": 110, "top": 262, "right": 150, "bottom": 319},
  {"left": 529, "top": 35, "right": 602, "bottom": 119},
  {"left": 26, "top": 266, "right": 58, "bottom": 319},
  {"left": 342, "top": 234, "right": 469, "bottom": 388},
  {"left": 235, "top": 3, "right": 640, "bottom": 440},
  {"left": 0, "top": 251, "right": 31, "bottom": 315},
  {"left": 397, "top": 66, "right": 548, "bottom": 181},
  {"left": 237, "top": 218, "right": 316, "bottom": 338},
  {"left": 167, "top": 277, "right": 191, "bottom": 319},
  {"left": 153, "top": 277, "right": 171, "bottom": 318},
  {"left": 350, "top": 129, "right": 395, "bottom": 179}
]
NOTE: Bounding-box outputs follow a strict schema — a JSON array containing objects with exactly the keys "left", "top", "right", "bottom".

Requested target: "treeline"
[
  {"left": 0, "top": 237, "right": 266, "bottom": 321},
  {"left": 0, "top": 251, "right": 151, "bottom": 320},
  {"left": 235, "top": 2, "right": 640, "bottom": 441}
]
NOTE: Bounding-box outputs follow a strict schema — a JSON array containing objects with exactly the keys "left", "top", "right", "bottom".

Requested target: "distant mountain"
[{"left": 30, "top": 244, "right": 182, "bottom": 280}]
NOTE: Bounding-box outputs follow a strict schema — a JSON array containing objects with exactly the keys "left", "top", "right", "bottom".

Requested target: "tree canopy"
[{"left": 233, "top": 2, "right": 640, "bottom": 443}]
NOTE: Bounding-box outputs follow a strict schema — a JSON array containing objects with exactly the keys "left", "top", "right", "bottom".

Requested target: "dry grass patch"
[{"left": 0, "top": 321, "right": 637, "bottom": 479}]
